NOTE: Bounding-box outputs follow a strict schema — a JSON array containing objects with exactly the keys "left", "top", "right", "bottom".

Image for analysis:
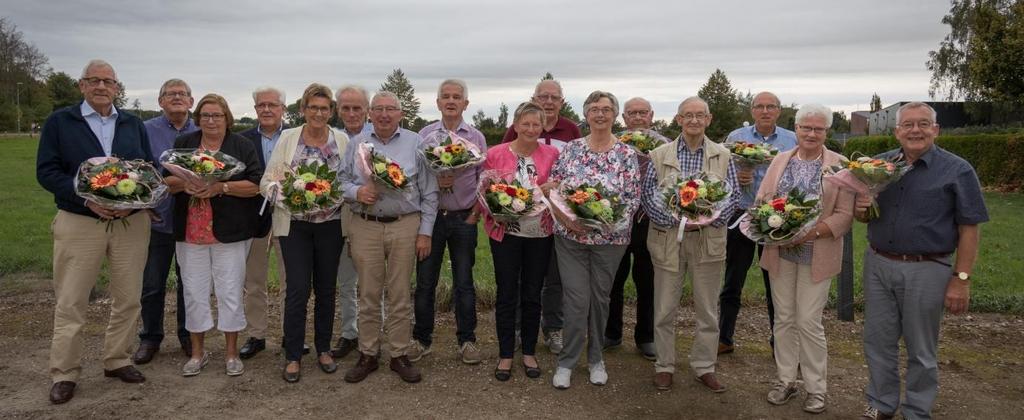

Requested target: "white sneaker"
[
  {"left": 182, "top": 351, "right": 210, "bottom": 377},
  {"left": 545, "top": 330, "right": 564, "bottom": 354},
  {"left": 552, "top": 367, "right": 572, "bottom": 389},
  {"left": 225, "top": 358, "right": 244, "bottom": 376},
  {"left": 589, "top": 361, "right": 608, "bottom": 385}
]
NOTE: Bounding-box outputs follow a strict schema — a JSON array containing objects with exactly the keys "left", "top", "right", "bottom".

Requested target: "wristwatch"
[
  {"left": 955, "top": 271, "right": 970, "bottom": 281},
  {"left": 221, "top": 182, "right": 230, "bottom": 196}
]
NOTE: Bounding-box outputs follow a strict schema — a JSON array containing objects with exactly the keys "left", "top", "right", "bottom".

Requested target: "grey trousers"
[
  {"left": 337, "top": 238, "right": 359, "bottom": 340},
  {"left": 555, "top": 236, "right": 627, "bottom": 369},
  {"left": 863, "top": 248, "right": 952, "bottom": 420}
]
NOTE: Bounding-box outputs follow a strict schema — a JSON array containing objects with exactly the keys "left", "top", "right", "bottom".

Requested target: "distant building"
[{"left": 851, "top": 111, "right": 870, "bottom": 136}]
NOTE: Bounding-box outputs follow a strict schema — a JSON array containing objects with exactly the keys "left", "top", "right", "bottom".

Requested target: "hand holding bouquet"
[
  {"left": 618, "top": 129, "right": 668, "bottom": 155},
  {"left": 824, "top": 153, "right": 911, "bottom": 219},
  {"left": 356, "top": 143, "right": 408, "bottom": 191},
  {"left": 550, "top": 182, "right": 626, "bottom": 232},
  {"left": 739, "top": 189, "right": 821, "bottom": 246},
  {"left": 726, "top": 141, "right": 779, "bottom": 167},
  {"left": 160, "top": 148, "right": 244, "bottom": 185},
  {"left": 477, "top": 170, "right": 544, "bottom": 225},
  {"left": 74, "top": 157, "right": 169, "bottom": 230},
  {"left": 273, "top": 159, "right": 342, "bottom": 217}
]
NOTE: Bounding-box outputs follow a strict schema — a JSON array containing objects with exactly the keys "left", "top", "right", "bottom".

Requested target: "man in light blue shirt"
[
  {"left": 80, "top": 100, "right": 118, "bottom": 157},
  {"left": 134, "top": 79, "right": 198, "bottom": 365},
  {"left": 340, "top": 91, "right": 438, "bottom": 384},
  {"left": 718, "top": 92, "right": 797, "bottom": 355}
]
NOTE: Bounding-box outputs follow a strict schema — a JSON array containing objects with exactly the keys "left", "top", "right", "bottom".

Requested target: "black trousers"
[
  {"left": 718, "top": 213, "right": 774, "bottom": 346},
  {"left": 491, "top": 235, "right": 552, "bottom": 358},
  {"left": 279, "top": 220, "right": 342, "bottom": 361},
  {"left": 606, "top": 216, "right": 654, "bottom": 344},
  {"left": 138, "top": 230, "right": 189, "bottom": 346}
]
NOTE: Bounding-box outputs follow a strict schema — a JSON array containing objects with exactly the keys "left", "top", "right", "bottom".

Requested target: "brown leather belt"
[
  {"left": 357, "top": 212, "right": 400, "bottom": 223},
  {"left": 871, "top": 247, "right": 951, "bottom": 264}
]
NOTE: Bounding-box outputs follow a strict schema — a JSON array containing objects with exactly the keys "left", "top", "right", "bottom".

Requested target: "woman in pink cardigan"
[
  {"left": 756, "top": 104, "right": 854, "bottom": 414},
  {"left": 476, "top": 102, "right": 559, "bottom": 381}
]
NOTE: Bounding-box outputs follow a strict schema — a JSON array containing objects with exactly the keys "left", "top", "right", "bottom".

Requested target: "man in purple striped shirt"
[{"left": 408, "top": 79, "right": 487, "bottom": 365}]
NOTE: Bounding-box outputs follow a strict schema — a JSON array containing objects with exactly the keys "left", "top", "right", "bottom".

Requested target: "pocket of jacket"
[
  {"left": 701, "top": 226, "right": 727, "bottom": 262},
  {"left": 647, "top": 225, "right": 676, "bottom": 269}
]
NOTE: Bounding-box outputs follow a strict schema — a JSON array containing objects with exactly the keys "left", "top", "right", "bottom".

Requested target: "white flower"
[
  {"left": 511, "top": 198, "right": 526, "bottom": 212},
  {"left": 693, "top": 178, "right": 705, "bottom": 187},
  {"left": 190, "top": 155, "right": 202, "bottom": 162},
  {"left": 767, "top": 214, "right": 784, "bottom": 228},
  {"left": 433, "top": 146, "right": 446, "bottom": 156},
  {"left": 292, "top": 179, "right": 306, "bottom": 190},
  {"left": 126, "top": 172, "right": 140, "bottom": 181},
  {"left": 599, "top": 198, "right": 611, "bottom": 208}
]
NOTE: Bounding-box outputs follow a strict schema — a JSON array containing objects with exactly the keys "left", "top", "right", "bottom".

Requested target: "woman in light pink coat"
[{"left": 756, "top": 104, "right": 854, "bottom": 414}]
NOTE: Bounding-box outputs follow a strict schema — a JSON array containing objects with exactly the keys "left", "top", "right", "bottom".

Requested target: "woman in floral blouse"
[
  {"left": 548, "top": 91, "right": 640, "bottom": 389},
  {"left": 259, "top": 84, "right": 349, "bottom": 383},
  {"left": 167, "top": 94, "right": 263, "bottom": 377}
]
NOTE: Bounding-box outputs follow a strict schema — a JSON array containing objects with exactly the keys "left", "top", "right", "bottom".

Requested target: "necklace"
[{"left": 795, "top": 151, "right": 823, "bottom": 162}]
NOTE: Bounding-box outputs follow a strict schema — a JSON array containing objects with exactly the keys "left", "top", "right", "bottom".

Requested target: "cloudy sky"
[{"left": 6, "top": 0, "right": 953, "bottom": 123}]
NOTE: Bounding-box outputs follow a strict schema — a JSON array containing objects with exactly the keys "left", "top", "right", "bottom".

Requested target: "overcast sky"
[{"left": 5, "top": 0, "right": 953, "bottom": 124}]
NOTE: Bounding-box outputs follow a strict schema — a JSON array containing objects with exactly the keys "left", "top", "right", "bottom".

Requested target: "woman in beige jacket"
[{"left": 756, "top": 104, "right": 853, "bottom": 414}]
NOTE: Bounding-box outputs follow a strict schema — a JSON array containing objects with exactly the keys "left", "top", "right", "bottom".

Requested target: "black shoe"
[
  {"left": 331, "top": 337, "right": 358, "bottom": 359},
  {"left": 494, "top": 364, "right": 512, "bottom": 382},
  {"left": 239, "top": 338, "right": 266, "bottom": 360},
  {"left": 522, "top": 360, "right": 542, "bottom": 379},
  {"left": 637, "top": 342, "right": 656, "bottom": 361},
  {"left": 317, "top": 352, "right": 338, "bottom": 374},
  {"left": 282, "top": 361, "right": 301, "bottom": 383}
]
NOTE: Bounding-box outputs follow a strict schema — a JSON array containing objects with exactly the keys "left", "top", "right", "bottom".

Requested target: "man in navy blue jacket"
[{"left": 37, "top": 60, "right": 153, "bottom": 404}]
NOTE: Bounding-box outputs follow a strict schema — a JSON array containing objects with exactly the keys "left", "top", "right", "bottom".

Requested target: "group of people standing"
[{"left": 38, "top": 59, "right": 987, "bottom": 420}]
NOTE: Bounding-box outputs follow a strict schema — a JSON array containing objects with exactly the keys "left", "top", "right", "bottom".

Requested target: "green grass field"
[{"left": 3, "top": 137, "right": 1022, "bottom": 313}]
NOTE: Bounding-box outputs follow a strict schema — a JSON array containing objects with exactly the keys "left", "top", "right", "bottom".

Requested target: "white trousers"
[
  {"left": 771, "top": 258, "right": 831, "bottom": 394},
  {"left": 177, "top": 240, "right": 250, "bottom": 333}
]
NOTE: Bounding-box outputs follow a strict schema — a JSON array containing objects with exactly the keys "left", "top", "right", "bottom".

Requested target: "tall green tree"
[
  {"left": 870, "top": 93, "right": 882, "bottom": 112},
  {"left": 46, "top": 72, "right": 81, "bottom": 110},
  {"left": 379, "top": 68, "right": 420, "bottom": 128},
  {"left": 496, "top": 103, "right": 509, "bottom": 129},
  {"left": 927, "top": 0, "right": 1024, "bottom": 104},
  {"left": 697, "top": 69, "right": 743, "bottom": 141}
]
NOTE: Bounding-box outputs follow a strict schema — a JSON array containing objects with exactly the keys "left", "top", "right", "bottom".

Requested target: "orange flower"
[
  {"left": 678, "top": 186, "right": 698, "bottom": 207},
  {"left": 311, "top": 179, "right": 331, "bottom": 195},
  {"left": 569, "top": 190, "right": 591, "bottom": 204},
  {"left": 387, "top": 165, "right": 405, "bottom": 185},
  {"left": 90, "top": 170, "right": 118, "bottom": 189}
]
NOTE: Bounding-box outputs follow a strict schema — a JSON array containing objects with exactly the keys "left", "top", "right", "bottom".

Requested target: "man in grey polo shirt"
[{"left": 856, "top": 102, "right": 987, "bottom": 420}]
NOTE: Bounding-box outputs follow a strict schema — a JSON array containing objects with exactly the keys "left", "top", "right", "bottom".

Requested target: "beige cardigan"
[
  {"left": 259, "top": 126, "right": 350, "bottom": 237},
  {"left": 758, "top": 148, "right": 854, "bottom": 283}
]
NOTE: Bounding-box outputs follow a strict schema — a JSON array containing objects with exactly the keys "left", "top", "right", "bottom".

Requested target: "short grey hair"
[
  {"left": 534, "top": 79, "right": 564, "bottom": 97},
  {"left": 795, "top": 103, "right": 833, "bottom": 127},
  {"left": 752, "top": 91, "right": 781, "bottom": 107},
  {"left": 372, "top": 91, "right": 402, "bottom": 110},
  {"left": 583, "top": 90, "right": 619, "bottom": 116},
  {"left": 896, "top": 101, "right": 937, "bottom": 123},
  {"left": 437, "top": 79, "right": 468, "bottom": 99},
  {"left": 623, "top": 97, "right": 652, "bottom": 110},
  {"left": 252, "top": 86, "right": 286, "bottom": 104},
  {"left": 80, "top": 59, "right": 116, "bottom": 80},
  {"left": 159, "top": 79, "right": 191, "bottom": 98},
  {"left": 677, "top": 97, "right": 709, "bottom": 114},
  {"left": 335, "top": 84, "right": 369, "bottom": 105}
]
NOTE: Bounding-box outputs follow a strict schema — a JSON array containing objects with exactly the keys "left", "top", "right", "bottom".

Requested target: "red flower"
[
  {"left": 771, "top": 197, "right": 787, "bottom": 211},
  {"left": 686, "top": 180, "right": 698, "bottom": 189},
  {"left": 505, "top": 186, "right": 517, "bottom": 196},
  {"left": 305, "top": 182, "right": 316, "bottom": 191},
  {"left": 594, "top": 192, "right": 602, "bottom": 200}
]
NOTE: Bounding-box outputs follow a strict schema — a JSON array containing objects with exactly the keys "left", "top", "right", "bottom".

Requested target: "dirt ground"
[{"left": 1, "top": 274, "right": 1023, "bottom": 419}]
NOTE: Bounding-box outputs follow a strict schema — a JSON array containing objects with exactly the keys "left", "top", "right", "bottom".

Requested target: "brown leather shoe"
[
  {"left": 49, "top": 381, "right": 75, "bottom": 404},
  {"left": 390, "top": 355, "right": 422, "bottom": 383},
  {"left": 103, "top": 365, "right": 146, "bottom": 383},
  {"left": 717, "top": 343, "right": 734, "bottom": 355},
  {"left": 132, "top": 342, "right": 159, "bottom": 365},
  {"left": 344, "top": 353, "right": 379, "bottom": 383},
  {"left": 653, "top": 372, "right": 673, "bottom": 391},
  {"left": 696, "top": 372, "right": 726, "bottom": 393}
]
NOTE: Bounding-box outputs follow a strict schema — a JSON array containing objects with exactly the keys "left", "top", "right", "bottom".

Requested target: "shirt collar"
[
  {"left": 747, "top": 124, "right": 778, "bottom": 139},
  {"left": 908, "top": 144, "right": 937, "bottom": 167},
  {"left": 160, "top": 113, "right": 196, "bottom": 131},
  {"left": 676, "top": 136, "right": 706, "bottom": 154},
  {"left": 81, "top": 101, "right": 118, "bottom": 119},
  {"left": 260, "top": 123, "right": 284, "bottom": 138},
  {"left": 371, "top": 128, "right": 402, "bottom": 143}
]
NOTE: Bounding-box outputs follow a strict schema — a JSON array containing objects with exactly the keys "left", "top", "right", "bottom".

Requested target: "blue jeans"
[
  {"left": 138, "top": 230, "right": 188, "bottom": 346},
  {"left": 413, "top": 209, "right": 478, "bottom": 347}
]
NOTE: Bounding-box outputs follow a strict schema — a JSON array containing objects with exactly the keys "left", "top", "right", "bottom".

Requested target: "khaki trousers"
[
  {"left": 348, "top": 214, "right": 419, "bottom": 358},
  {"left": 50, "top": 210, "right": 150, "bottom": 382},
  {"left": 771, "top": 258, "right": 831, "bottom": 394},
  {"left": 652, "top": 232, "right": 724, "bottom": 376},
  {"left": 244, "top": 234, "right": 286, "bottom": 339}
]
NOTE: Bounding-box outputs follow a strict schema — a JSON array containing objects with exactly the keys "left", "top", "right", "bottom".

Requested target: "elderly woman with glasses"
[
  {"left": 165, "top": 93, "right": 263, "bottom": 377},
  {"left": 547, "top": 91, "right": 640, "bottom": 389},
  {"left": 757, "top": 104, "right": 853, "bottom": 414},
  {"left": 260, "top": 83, "right": 349, "bottom": 383}
]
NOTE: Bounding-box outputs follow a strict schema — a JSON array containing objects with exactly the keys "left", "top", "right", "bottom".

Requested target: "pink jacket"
[
  {"left": 758, "top": 148, "right": 855, "bottom": 283},
  {"left": 481, "top": 142, "right": 559, "bottom": 241}
]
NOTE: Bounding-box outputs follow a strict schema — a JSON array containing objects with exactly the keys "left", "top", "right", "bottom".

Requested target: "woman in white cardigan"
[{"left": 259, "top": 83, "right": 349, "bottom": 383}]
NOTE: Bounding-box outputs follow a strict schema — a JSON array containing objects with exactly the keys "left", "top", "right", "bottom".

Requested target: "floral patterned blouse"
[
  {"left": 291, "top": 133, "right": 343, "bottom": 223},
  {"left": 550, "top": 137, "right": 641, "bottom": 245}
]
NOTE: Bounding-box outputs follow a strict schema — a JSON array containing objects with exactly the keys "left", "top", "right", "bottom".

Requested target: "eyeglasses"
[
  {"left": 161, "top": 91, "right": 190, "bottom": 99},
  {"left": 339, "top": 105, "right": 364, "bottom": 113},
  {"left": 533, "top": 94, "right": 562, "bottom": 103},
  {"left": 82, "top": 77, "right": 118, "bottom": 87},
  {"left": 679, "top": 113, "right": 708, "bottom": 121},
  {"left": 625, "top": 110, "right": 650, "bottom": 117},
  {"left": 898, "top": 121, "right": 935, "bottom": 130},
  {"left": 753, "top": 104, "right": 779, "bottom": 111},
  {"left": 370, "top": 106, "right": 401, "bottom": 113},
  {"left": 797, "top": 125, "right": 827, "bottom": 134},
  {"left": 588, "top": 107, "right": 615, "bottom": 115},
  {"left": 199, "top": 113, "right": 226, "bottom": 122},
  {"left": 305, "top": 105, "right": 332, "bottom": 115},
  {"left": 255, "top": 102, "right": 282, "bottom": 110}
]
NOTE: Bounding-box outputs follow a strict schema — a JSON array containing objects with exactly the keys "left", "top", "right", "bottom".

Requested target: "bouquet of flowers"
[
  {"left": 662, "top": 172, "right": 732, "bottom": 240},
  {"left": 420, "top": 130, "right": 486, "bottom": 194},
  {"left": 618, "top": 129, "right": 668, "bottom": 155},
  {"left": 739, "top": 189, "right": 821, "bottom": 246},
  {"left": 824, "top": 153, "right": 911, "bottom": 219},
  {"left": 270, "top": 159, "right": 342, "bottom": 217},
  {"left": 550, "top": 182, "right": 626, "bottom": 232},
  {"left": 725, "top": 140, "right": 778, "bottom": 193},
  {"left": 159, "top": 148, "right": 246, "bottom": 206},
  {"left": 355, "top": 142, "right": 408, "bottom": 191},
  {"left": 74, "top": 157, "right": 169, "bottom": 230},
  {"left": 477, "top": 169, "right": 545, "bottom": 225}
]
